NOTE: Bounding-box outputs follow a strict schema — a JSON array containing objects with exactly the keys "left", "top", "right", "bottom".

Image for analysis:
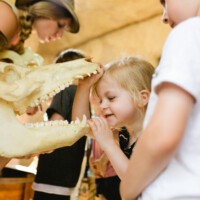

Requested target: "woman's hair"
[
  {"left": 11, "top": 1, "right": 73, "bottom": 54},
  {"left": 160, "top": 0, "right": 165, "bottom": 6},
  {"left": 92, "top": 56, "right": 155, "bottom": 116}
]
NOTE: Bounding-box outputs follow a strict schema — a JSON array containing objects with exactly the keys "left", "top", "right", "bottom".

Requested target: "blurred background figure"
[{"left": 32, "top": 49, "right": 87, "bottom": 200}]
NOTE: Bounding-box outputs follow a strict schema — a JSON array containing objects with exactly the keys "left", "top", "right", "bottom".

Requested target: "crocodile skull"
[{"left": 0, "top": 49, "right": 99, "bottom": 157}]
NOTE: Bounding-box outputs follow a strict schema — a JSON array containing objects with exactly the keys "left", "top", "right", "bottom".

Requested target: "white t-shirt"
[{"left": 140, "top": 17, "right": 200, "bottom": 200}]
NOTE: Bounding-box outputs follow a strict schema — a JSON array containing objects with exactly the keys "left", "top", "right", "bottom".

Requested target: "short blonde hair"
[{"left": 92, "top": 56, "right": 154, "bottom": 115}]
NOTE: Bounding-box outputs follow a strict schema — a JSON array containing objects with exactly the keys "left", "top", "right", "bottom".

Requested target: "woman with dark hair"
[
  {"left": 0, "top": 0, "right": 80, "bottom": 170},
  {"left": 0, "top": 0, "right": 79, "bottom": 54}
]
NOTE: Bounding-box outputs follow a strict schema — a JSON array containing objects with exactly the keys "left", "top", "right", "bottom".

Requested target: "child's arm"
[
  {"left": 120, "top": 83, "right": 194, "bottom": 200},
  {"left": 72, "top": 66, "right": 103, "bottom": 121},
  {"left": 88, "top": 117, "right": 129, "bottom": 179},
  {"left": 72, "top": 80, "right": 91, "bottom": 121}
]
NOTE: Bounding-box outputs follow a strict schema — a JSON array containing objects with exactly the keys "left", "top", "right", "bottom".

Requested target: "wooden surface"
[{"left": 0, "top": 174, "right": 34, "bottom": 200}]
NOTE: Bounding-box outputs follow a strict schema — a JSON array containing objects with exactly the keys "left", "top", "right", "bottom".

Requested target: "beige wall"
[{"left": 8, "top": 0, "right": 170, "bottom": 66}]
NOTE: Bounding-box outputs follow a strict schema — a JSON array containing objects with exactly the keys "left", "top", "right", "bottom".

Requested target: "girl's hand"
[
  {"left": 78, "top": 63, "right": 104, "bottom": 89},
  {"left": 87, "top": 116, "right": 115, "bottom": 150}
]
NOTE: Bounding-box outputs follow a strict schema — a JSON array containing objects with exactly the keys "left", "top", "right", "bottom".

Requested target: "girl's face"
[
  {"left": 33, "top": 18, "right": 70, "bottom": 43},
  {"left": 96, "top": 74, "right": 138, "bottom": 129},
  {"left": 161, "top": 0, "right": 200, "bottom": 28}
]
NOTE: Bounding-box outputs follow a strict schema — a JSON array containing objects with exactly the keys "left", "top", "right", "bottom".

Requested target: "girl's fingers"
[
  {"left": 101, "top": 116, "right": 108, "bottom": 125},
  {"left": 88, "top": 117, "right": 103, "bottom": 136},
  {"left": 88, "top": 118, "right": 101, "bottom": 133},
  {"left": 91, "top": 116, "right": 106, "bottom": 129},
  {"left": 88, "top": 117, "right": 110, "bottom": 138}
]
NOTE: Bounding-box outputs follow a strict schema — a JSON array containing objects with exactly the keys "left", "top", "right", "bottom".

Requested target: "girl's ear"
[{"left": 139, "top": 89, "right": 150, "bottom": 107}]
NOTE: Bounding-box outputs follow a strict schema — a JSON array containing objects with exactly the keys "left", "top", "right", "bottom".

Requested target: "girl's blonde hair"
[
  {"left": 93, "top": 56, "right": 154, "bottom": 116},
  {"left": 11, "top": 2, "right": 72, "bottom": 54}
]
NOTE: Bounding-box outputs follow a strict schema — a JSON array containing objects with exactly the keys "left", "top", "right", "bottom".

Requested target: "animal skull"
[{"left": 0, "top": 48, "right": 99, "bottom": 157}]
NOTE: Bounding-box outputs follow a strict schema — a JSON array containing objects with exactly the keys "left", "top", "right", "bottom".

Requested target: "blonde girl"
[
  {"left": 87, "top": 56, "right": 154, "bottom": 179},
  {"left": 72, "top": 56, "right": 154, "bottom": 200}
]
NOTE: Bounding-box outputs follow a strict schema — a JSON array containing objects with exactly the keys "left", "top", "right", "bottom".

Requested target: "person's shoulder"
[
  {"left": 0, "top": 1, "right": 14, "bottom": 14},
  {"left": 173, "top": 17, "right": 200, "bottom": 35},
  {"left": 0, "top": 1, "right": 15, "bottom": 21},
  {"left": 0, "top": 1, "right": 18, "bottom": 39},
  {"left": 180, "top": 17, "right": 200, "bottom": 28},
  {"left": 165, "top": 17, "right": 200, "bottom": 46}
]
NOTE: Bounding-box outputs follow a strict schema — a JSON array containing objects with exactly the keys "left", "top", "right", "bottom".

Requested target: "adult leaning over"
[{"left": 0, "top": 0, "right": 80, "bottom": 170}]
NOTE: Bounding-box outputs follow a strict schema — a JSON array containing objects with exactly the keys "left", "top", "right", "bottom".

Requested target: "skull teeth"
[
  {"left": 24, "top": 115, "right": 88, "bottom": 128},
  {"left": 29, "top": 69, "right": 98, "bottom": 108},
  {"left": 75, "top": 75, "right": 84, "bottom": 79},
  {"left": 30, "top": 81, "right": 72, "bottom": 107}
]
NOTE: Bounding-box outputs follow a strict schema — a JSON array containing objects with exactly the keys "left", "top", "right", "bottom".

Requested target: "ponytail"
[{"left": 10, "top": 11, "right": 34, "bottom": 54}]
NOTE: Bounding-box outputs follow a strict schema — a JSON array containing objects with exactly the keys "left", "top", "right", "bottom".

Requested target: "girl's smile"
[{"left": 96, "top": 74, "right": 137, "bottom": 129}]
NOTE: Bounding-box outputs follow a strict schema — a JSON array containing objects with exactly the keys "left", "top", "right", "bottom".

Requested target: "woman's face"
[{"left": 33, "top": 18, "right": 71, "bottom": 43}]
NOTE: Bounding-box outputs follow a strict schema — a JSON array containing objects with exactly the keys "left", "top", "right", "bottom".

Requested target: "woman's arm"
[{"left": 120, "top": 83, "right": 194, "bottom": 200}]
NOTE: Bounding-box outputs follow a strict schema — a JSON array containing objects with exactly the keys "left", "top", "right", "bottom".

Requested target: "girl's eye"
[{"left": 108, "top": 97, "right": 115, "bottom": 101}]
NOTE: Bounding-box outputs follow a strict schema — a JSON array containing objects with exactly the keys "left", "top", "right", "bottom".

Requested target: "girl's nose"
[
  {"left": 100, "top": 100, "right": 108, "bottom": 110},
  {"left": 161, "top": 9, "right": 169, "bottom": 24}
]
